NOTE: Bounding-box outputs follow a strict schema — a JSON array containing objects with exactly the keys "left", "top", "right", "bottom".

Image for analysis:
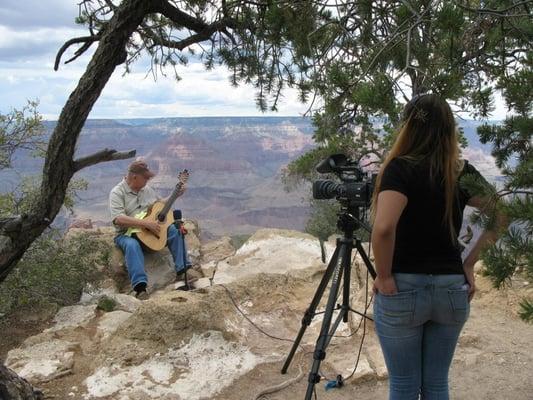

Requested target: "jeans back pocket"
[
  {"left": 448, "top": 288, "right": 470, "bottom": 323},
  {"left": 376, "top": 290, "right": 416, "bottom": 327}
]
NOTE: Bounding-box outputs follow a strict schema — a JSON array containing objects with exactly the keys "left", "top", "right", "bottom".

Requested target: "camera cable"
[
  {"left": 220, "top": 283, "right": 317, "bottom": 399},
  {"left": 218, "top": 235, "right": 375, "bottom": 399}
]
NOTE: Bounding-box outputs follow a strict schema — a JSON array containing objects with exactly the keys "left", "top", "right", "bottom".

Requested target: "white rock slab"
[
  {"left": 214, "top": 229, "right": 333, "bottom": 284},
  {"left": 6, "top": 339, "right": 78, "bottom": 383},
  {"left": 45, "top": 304, "right": 97, "bottom": 332},
  {"left": 96, "top": 311, "right": 133, "bottom": 341},
  {"left": 84, "top": 331, "right": 264, "bottom": 399}
]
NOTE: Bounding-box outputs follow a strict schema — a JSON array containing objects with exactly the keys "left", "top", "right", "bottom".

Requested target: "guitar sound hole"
[{"left": 157, "top": 214, "right": 166, "bottom": 223}]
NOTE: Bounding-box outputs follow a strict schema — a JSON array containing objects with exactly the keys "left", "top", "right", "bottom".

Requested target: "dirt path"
[{"left": 213, "top": 275, "right": 533, "bottom": 400}]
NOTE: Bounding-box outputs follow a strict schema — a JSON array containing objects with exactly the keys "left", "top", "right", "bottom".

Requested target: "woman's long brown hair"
[{"left": 371, "top": 94, "right": 462, "bottom": 242}]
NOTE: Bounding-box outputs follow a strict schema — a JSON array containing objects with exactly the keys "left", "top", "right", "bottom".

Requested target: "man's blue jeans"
[
  {"left": 373, "top": 273, "right": 470, "bottom": 400},
  {"left": 114, "top": 224, "right": 191, "bottom": 289}
]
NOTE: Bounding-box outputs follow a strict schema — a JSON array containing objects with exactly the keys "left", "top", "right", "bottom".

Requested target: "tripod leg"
[
  {"left": 355, "top": 240, "right": 376, "bottom": 279},
  {"left": 342, "top": 240, "right": 354, "bottom": 323},
  {"left": 326, "top": 239, "right": 375, "bottom": 350},
  {"left": 304, "top": 242, "right": 349, "bottom": 400},
  {"left": 281, "top": 245, "right": 341, "bottom": 374}
]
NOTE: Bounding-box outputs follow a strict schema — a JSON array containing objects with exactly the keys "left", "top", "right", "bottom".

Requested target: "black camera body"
[{"left": 312, "top": 154, "right": 376, "bottom": 207}]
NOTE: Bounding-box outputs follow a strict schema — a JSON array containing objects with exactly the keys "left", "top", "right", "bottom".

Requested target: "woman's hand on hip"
[
  {"left": 373, "top": 275, "right": 398, "bottom": 295},
  {"left": 463, "top": 261, "right": 476, "bottom": 302}
]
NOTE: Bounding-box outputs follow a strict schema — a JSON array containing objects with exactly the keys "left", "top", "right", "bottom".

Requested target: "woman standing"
[{"left": 371, "top": 94, "right": 503, "bottom": 399}]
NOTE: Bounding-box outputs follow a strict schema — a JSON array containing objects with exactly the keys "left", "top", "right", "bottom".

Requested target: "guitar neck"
[{"left": 158, "top": 183, "right": 183, "bottom": 221}]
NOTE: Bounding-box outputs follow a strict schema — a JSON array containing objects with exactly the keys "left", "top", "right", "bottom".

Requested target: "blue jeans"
[
  {"left": 114, "top": 224, "right": 191, "bottom": 289},
  {"left": 373, "top": 273, "right": 470, "bottom": 400}
]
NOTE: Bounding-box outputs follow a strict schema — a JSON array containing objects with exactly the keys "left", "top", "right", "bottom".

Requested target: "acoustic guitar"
[{"left": 126, "top": 170, "right": 189, "bottom": 251}]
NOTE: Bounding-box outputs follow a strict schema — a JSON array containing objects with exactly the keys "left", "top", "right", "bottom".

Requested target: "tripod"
[{"left": 281, "top": 206, "right": 377, "bottom": 400}]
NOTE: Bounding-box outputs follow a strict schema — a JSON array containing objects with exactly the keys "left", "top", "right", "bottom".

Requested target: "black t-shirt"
[{"left": 379, "top": 157, "right": 487, "bottom": 274}]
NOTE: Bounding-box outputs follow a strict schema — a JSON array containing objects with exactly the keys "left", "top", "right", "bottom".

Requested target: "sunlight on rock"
[{"left": 84, "top": 330, "right": 264, "bottom": 399}]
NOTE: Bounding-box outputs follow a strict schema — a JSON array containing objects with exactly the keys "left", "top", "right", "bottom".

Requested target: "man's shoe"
[{"left": 135, "top": 290, "right": 149, "bottom": 300}]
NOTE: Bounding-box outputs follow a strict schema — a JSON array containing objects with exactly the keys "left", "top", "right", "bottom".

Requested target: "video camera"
[{"left": 312, "top": 154, "right": 376, "bottom": 207}]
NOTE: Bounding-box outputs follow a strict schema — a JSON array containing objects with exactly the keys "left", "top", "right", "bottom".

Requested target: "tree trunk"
[
  {"left": 0, "top": 0, "right": 155, "bottom": 281},
  {"left": 0, "top": 0, "right": 158, "bottom": 396},
  {"left": 0, "top": 365, "right": 43, "bottom": 400}
]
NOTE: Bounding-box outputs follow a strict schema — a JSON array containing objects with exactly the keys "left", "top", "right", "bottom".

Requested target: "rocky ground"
[{"left": 2, "top": 227, "right": 532, "bottom": 400}]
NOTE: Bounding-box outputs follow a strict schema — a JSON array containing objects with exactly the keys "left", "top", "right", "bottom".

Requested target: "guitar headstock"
[{"left": 177, "top": 169, "right": 189, "bottom": 187}]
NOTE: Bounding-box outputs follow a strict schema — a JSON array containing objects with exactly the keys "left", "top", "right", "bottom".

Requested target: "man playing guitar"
[{"left": 109, "top": 159, "right": 193, "bottom": 299}]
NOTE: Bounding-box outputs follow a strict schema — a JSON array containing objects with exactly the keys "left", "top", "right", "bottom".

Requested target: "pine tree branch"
[
  {"left": 455, "top": 0, "right": 533, "bottom": 17},
  {"left": 141, "top": 23, "right": 230, "bottom": 51},
  {"left": 155, "top": 0, "right": 220, "bottom": 32},
  {"left": 498, "top": 190, "right": 533, "bottom": 198}
]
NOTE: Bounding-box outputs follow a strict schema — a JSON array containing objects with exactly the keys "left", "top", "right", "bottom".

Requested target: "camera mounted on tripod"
[
  {"left": 312, "top": 153, "right": 376, "bottom": 208},
  {"left": 282, "top": 154, "right": 377, "bottom": 399}
]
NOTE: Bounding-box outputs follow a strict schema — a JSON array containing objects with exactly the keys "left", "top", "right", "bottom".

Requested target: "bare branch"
[
  {"left": 73, "top": 148, "right": 136, "bottom": 172},
  {"left": 54, "top": 35, "right": 101, "bottom": 71}
]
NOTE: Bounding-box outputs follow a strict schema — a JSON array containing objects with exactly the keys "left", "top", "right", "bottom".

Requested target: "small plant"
[
  {"left": 518, "top": 298, "right": 533, "bottom": 323},
  {"left": 97, "top": 295, "right": 117, "bottom": 312},
  {"left": 0, "top": 230, "right": 111, "bottom": 319},
  {"left": 230, "top": 234, "right": 252, "bottom": 250}
]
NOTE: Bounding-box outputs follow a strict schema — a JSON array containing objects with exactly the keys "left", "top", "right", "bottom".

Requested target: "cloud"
[
  {"left": 91, "top": 63, "right": 310, "bottom": 118},
  {"left": 0, "top": 52, "right": 310, "bottom": 119},
  {"left": 462, "top": 147, "right": 502, "bottom": 179},
  {"left": 0, "top": 26, "right": 89, "bottom": 61},
  {"left": 0, "top": 0, "right": 79, "bottom": 29},
  {"left": 0, "top": 0, "right": 309, "bottom": 120}
]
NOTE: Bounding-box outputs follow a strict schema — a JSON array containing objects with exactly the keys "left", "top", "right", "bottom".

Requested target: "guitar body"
[{"left": 135, "top": 201, "right": 174, "bottom": 251}]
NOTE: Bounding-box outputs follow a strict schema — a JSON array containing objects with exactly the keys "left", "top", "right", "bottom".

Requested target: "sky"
[
  {"left": 0, "top": 0, "right": 310, "bottom": 120},
  {"left": 0, "top": 0, "right": 508, "bottom": 122}
]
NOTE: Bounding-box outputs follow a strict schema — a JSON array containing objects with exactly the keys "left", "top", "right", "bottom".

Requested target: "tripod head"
[{"left": 336, "top": 201, "right": 372, "bottom": 240}]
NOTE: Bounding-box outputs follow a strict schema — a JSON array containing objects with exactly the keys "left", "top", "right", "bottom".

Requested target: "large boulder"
[
  {"left": 211, "top": 228, "right": 333, "bottom": 284},
  {"left": 95, "top": 311, "right": 133, "bottom": 341},
  {"left": 107, "top": 220, "right": 202, "bottom": 292},
  {"left": 109, "top": 247, "right": 177, "bottom": 292}
]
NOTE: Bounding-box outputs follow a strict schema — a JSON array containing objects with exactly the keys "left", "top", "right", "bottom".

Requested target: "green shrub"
[
  {"left": 230, "top": 234, "right": 252, "bottom": 250},
  {"left": 519, "top": 298, "right": 533, "bottom": 323},
  {"left": 0, "top": 230, "right": 111, "bottom": 319},
  {"left": 97, "top": 295, "right": 117, "bottom": 312}
]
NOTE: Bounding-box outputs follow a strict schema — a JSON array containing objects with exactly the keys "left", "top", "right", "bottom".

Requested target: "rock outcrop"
[
  {"left": 8, "top": 227, "right": 529, "bottom": 400},
  {"left": 5, "top": 228, "right": 389, "bottom": 399},
  {"left": 6, "top": 224, "right": 386, "bottom": 400}
]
